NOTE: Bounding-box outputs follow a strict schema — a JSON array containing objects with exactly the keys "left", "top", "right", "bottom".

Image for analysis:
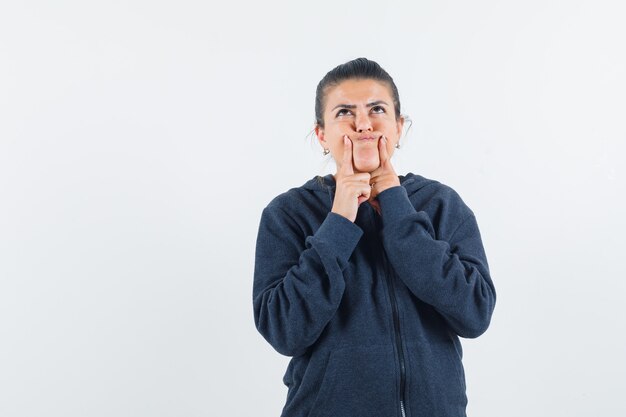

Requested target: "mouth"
[{"left": 355, "top": 134, "right": 379, "bottom": 142}]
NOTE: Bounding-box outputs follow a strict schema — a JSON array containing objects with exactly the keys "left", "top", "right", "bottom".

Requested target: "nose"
[{"left": 355, "top": 109, "right": 373, "bottom": 132}]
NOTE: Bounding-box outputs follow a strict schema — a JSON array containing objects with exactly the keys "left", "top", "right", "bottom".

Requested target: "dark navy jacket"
[{"left": 253, "top": 173, "right": 496, "bottom": 417}]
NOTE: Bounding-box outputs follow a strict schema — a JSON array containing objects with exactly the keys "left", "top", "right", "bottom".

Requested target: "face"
[{"left": 315, "top": 78, "right": 404, "bottom": 174}]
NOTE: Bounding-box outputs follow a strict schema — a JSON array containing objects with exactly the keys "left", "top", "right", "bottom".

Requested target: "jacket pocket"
[
  {"left": 308, "top": 344, "right": 398, "bottom": 417},
  {"left": 406, "top": 340, "right": 467, "bottom": 416}
]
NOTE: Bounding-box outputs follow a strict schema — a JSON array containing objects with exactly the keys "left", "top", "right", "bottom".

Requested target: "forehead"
[{"left": 324, "top": 79, "right": 392, "bottom": 108}]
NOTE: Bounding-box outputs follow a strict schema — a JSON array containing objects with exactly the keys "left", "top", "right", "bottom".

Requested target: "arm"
[
  {"left": 253, "top": 205, "right": 363, "bottom": 356},
  {"left": 376, "top": 186, "right": 496, "bottom": 339}
]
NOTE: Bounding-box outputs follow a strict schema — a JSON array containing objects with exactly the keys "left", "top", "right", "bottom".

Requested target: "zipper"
[{"left": 379, "top": 230, "right": 407, "bottom": 417}]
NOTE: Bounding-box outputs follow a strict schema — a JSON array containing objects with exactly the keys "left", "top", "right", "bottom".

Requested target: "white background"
[{"left": 1, "top": 1, "right": 625, "bottom": 416}]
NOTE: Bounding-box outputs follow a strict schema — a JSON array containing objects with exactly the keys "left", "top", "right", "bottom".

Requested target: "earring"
[
  {"left": 323, "top": 148, "right": 330, "bottom": 155},
  {"left": 395, "top": 142, "right": 401, "bottom": 149}
]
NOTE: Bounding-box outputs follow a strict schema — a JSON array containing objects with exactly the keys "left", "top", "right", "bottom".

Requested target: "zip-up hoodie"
[{"left": 253, "top": 172, "right": 496, "bottom": 417}]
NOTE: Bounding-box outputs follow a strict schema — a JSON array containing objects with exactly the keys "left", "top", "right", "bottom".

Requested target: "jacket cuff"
[
  {"left": 377, "top": 186, "right": 417, "bottom": 226},
  {"left": 314, "top": 212, "right": 363, "bottom": 261}
]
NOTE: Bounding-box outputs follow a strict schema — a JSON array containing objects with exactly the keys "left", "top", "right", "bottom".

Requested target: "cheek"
[{"left": 331, "top": 143, "right": 344, "bottom": 160}]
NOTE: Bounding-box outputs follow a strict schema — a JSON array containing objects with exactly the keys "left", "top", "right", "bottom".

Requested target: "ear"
[
  {"left": 396, "top": 115, "right": 405, "bottom": 139},
  {"left": 315, "top": 124, "right": 326, "bottom": 147}
]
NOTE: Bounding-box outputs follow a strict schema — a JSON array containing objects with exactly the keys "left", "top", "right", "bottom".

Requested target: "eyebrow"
[{"left": 331, "top": 100, "right": 389, "bottom": 111}]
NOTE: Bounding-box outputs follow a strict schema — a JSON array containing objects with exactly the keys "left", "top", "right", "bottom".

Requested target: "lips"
[{"left": 352, "top": 133, "right": 382, "bottom": 142}]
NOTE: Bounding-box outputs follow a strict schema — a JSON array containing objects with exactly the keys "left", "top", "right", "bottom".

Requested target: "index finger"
[
  {"left": 339, "top": 135, "right": 354, "bottom": 176},
  {"left": 378, "top": 135, "right": 390, "bottom": 167}
]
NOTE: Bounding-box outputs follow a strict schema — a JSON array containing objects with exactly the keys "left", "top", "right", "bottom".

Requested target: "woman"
[{"left": 253, "top": 57, "right": 496, "bottom": 417}]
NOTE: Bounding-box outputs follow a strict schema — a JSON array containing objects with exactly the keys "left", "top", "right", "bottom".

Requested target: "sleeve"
[
  {"left": 376, "top": 186, "right": 496, "bottom": 339},
  {"left": 253, "top": 205, "right": 363, "bottom": 356}
]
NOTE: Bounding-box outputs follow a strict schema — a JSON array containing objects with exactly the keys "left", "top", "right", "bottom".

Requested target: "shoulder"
[
  {"left": 260, "top": 175, "right": 331, "bottom": 229},
  {"left": 401, "top": 172, "right": 475, "bottom": 220},
  {"left": 265, "top": 176, "right": 328, "bottom": 211}
]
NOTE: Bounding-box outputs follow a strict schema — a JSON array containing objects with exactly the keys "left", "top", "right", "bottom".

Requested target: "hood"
[{"left": 302, "top": 172, "right": 439, "bottom": 205}]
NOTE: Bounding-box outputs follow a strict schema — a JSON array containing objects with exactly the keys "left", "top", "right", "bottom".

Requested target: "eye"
[
  {"left": 371, "top": 105, "right": 385, "bottom": 114},
  {"left": 336, "top": 108, "right": 353, "bottom": 117}
]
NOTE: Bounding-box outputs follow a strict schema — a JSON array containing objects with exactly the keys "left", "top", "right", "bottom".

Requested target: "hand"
[
  {"left": 331, "top": 135, "right": 372, "bottom": 223},
  {"left": 368, "top": 136, "right": 400, "bottom": 215}
]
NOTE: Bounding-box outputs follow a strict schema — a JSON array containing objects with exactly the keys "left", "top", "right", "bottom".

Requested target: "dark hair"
[{"left": 314, "top": 57, "right": 401, "bottom": 129}]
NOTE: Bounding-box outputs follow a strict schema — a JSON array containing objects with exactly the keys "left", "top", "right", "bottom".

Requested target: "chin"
[{"left": 355, "top": 159, "right": 380, "bottom": 173}]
